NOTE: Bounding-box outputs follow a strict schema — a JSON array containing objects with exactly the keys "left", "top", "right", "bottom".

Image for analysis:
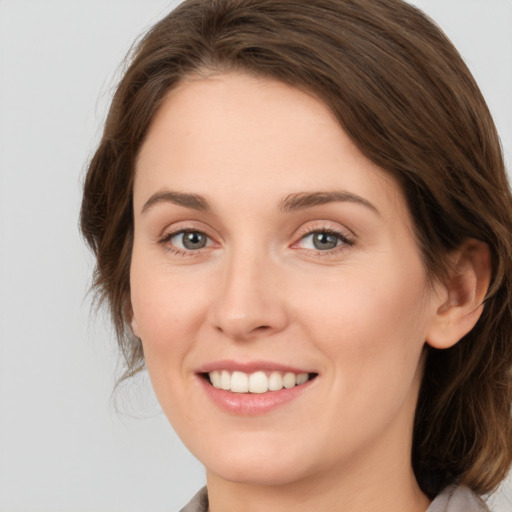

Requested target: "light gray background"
[{"left": 0, "top": 1, "right": 511, "bottom": 511}]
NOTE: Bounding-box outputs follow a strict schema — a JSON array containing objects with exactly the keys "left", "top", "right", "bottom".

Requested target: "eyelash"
[
  {"left": 158, "top": 226, "right": 354, "bottom": 257},
  {"left": 295, "top": 227, "right": 355, "bottom": 255},
  {"left": 159, "top": 229, "right": 213, "bottom": 257}
]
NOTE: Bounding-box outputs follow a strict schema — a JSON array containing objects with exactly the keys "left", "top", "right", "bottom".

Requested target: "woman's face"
[{"left": 130, "top": 72, "right": 442, "bottom": 488}]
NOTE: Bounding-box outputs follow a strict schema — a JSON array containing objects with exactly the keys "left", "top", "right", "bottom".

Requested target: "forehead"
[
  {"left": 137, "top": 72, "right": 345, "bottom": 171},
  {"left": 134, "top": 72, "right": 405, "bottom": 220}
]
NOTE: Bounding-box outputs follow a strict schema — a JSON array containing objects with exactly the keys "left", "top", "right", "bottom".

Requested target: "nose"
[{"left": 208, "top": 247, "right": 289, "bottom": 341}]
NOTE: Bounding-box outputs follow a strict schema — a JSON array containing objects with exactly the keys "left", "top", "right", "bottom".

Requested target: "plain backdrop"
[{"left": 0, "top": 1, "right": 511, "bottom": 511}]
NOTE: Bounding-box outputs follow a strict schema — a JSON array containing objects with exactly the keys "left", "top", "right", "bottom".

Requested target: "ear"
[
  {"left": 124, "top": 300, "right": 140, "bottom": 338},
  {"left": 131, "top": 316, "right": 140, "bottom": 338},
  {"left": 426, "top": 239, "right": 491, "bottom": 350}
]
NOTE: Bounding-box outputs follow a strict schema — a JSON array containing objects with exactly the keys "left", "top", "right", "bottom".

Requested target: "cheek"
[
  {"left": 299, "top": 260, "right": 428, "bottom": 334},
  {"left": 290, "top": 267, "right": 430, "bottom": 459},
  {"left": 129, "top": 255, "right": 210, "bottom": 366},
  {"left": 295, "top": 261, "right": 430, "bottom": 393},
  {"left": 129, "top": 259, "right": 212, "bottom": 425}
]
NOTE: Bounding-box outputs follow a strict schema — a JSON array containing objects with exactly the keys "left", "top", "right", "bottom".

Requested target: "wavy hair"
[{"left": 80, "top": 0, "right": 512, "bottom": 498}]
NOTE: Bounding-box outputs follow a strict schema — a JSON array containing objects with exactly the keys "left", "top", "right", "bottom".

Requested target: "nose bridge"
[{"left": 210, "top": 239, "right": 287, "bottom": 339}]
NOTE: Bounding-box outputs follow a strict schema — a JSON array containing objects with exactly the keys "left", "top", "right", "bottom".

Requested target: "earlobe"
[
  {"left": 125, "top": 301, "right": 140, "bottom": 338},
  {"left": 131, "top": 317, "right": 140, "bottom": 338},
  {"left": 426, "top": 239, "right": 491, "bottom": 350}
]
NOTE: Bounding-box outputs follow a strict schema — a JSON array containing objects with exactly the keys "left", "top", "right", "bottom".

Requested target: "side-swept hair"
[{"left": 80, "top": 0, "right": 512, "bottom": 498}]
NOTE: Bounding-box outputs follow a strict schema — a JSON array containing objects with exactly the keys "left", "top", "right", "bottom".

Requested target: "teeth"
[
  {"left": 231, "top": 371, "right": 249, "bottom": 393},
  {"left": 210, "top": 370, "right": 221, "bottom": 388},
  {"left": 208, "top": 370, "right": 311, "bottom": 393},
  {"left": 283, "top": 372, "right": 296, "bottom": 389},
  {"left": 296, "top": 373, "right": 308, "bottom": 385},
  {"left": 268, "top": 371, "right": 283, "bottom": 391},
  {"left": 249, "top": 371, "right": 268, "bottom": 393},
  {"left": 221, "top": 370, "right": 231, "bottom": 390}
]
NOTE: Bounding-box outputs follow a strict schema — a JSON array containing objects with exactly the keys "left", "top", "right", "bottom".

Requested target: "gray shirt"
[{"left": 179, "top": 485, "right": 489, "bottom": 512}]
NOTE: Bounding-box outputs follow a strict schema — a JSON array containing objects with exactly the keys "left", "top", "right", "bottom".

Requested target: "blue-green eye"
[
  {"left": 169, "top": 230, "right": 210, "bottom": 250},
  {"left": 299, "top": 230, "right": 351, "bottom": 251}
]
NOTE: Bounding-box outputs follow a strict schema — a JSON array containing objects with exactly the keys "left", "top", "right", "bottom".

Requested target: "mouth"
[
  {"left": 197, "top": 362, "right": 319, "bottom": 414},
  {"left": 202, "top": 370, "right": 318, "bottom": 394}
]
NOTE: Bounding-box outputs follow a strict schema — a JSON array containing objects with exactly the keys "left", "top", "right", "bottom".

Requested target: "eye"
[
  {"left": 164, "top": 230, "right": 211, "bottom": 252},
  {"left": 298, "top": 229, "right": 353, "bottom": 251}
]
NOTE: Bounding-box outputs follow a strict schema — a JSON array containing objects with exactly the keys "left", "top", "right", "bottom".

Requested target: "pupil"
[
  {"left": 313, "top": 232, "right": 338, "bottom": 250},
  {"left": 183, "top": 232, "right": 206, "bottom": 249}
]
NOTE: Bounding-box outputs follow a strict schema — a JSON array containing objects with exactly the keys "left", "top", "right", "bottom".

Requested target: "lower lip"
[{"left": 198, "top": 376, "right": 316, "bottom": 415}]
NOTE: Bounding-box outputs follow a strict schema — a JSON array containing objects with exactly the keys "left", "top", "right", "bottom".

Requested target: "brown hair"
[{"left": 80, "top": 0, "right": 512, "bottom": 498}]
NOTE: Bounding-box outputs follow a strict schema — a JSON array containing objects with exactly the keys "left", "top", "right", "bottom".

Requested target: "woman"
[{"left": 80, "top": 0, "right": 512, "bottom": 510}]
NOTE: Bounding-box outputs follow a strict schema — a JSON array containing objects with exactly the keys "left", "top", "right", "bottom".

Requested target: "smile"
[{"left": 207, "top": 370, "right": 314, "bottom": 393}]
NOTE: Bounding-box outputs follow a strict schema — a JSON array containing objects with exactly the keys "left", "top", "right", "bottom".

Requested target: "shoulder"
[
  {"left": 178, "top": 485, "right": 490, "bottom": 512},
  {"left": 427, "top": 486, "right": 490, "bottom": 512},
  {"left": 179, "top": 487, "right": 209, "bottom": 512}
]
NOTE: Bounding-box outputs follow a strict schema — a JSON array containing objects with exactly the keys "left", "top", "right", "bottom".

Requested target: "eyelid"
[
  {"left": 157, "top": 218, "right": 219, "bottom": 241},
  {"left": 164, "top": 229, "right": 213, "bottom": 246},
  {"left": 291, "top": 222, "right": 355, "bottom": 253},
  {"left": 156, "top": 220, "right": 355, "bottom": 256},
  {"left": 158, "top": 221, "right": 219, "bottom": 256},
  {"left": 293, "top": 221, "right": 354, "bottom": 242}
]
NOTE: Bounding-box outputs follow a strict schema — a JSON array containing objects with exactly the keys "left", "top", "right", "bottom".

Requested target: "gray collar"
[{"left": 180, "top": 485, "right": 489, "bottom": 512}]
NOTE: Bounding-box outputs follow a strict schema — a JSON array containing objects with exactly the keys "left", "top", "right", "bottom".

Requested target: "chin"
[
  {"left": 190, "top": 433, "right": 317, "bottom": 487},
  {"left": 208, "top": 458, "right": 311, "bottom": 487}
]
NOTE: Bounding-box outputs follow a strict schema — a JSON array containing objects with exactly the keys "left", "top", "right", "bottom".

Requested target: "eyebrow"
[
  {"left": 141, "top": 189, "right": 379, "bottom": 216},
  {"left": 279, "top": 191, "right": 380, "bottom": 216},
  {"left": 141, "top": 191, "right": 210, "bottom": 214}
]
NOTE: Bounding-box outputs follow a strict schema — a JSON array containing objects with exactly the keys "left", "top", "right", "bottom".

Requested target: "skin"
[{"left": 130, "top": 72, "right": 488, "bottom": 512}]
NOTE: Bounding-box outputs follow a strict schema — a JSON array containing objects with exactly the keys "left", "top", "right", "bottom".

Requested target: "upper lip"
[{"left": 196, "top": 359, "right": 315, "bottom": 375}]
